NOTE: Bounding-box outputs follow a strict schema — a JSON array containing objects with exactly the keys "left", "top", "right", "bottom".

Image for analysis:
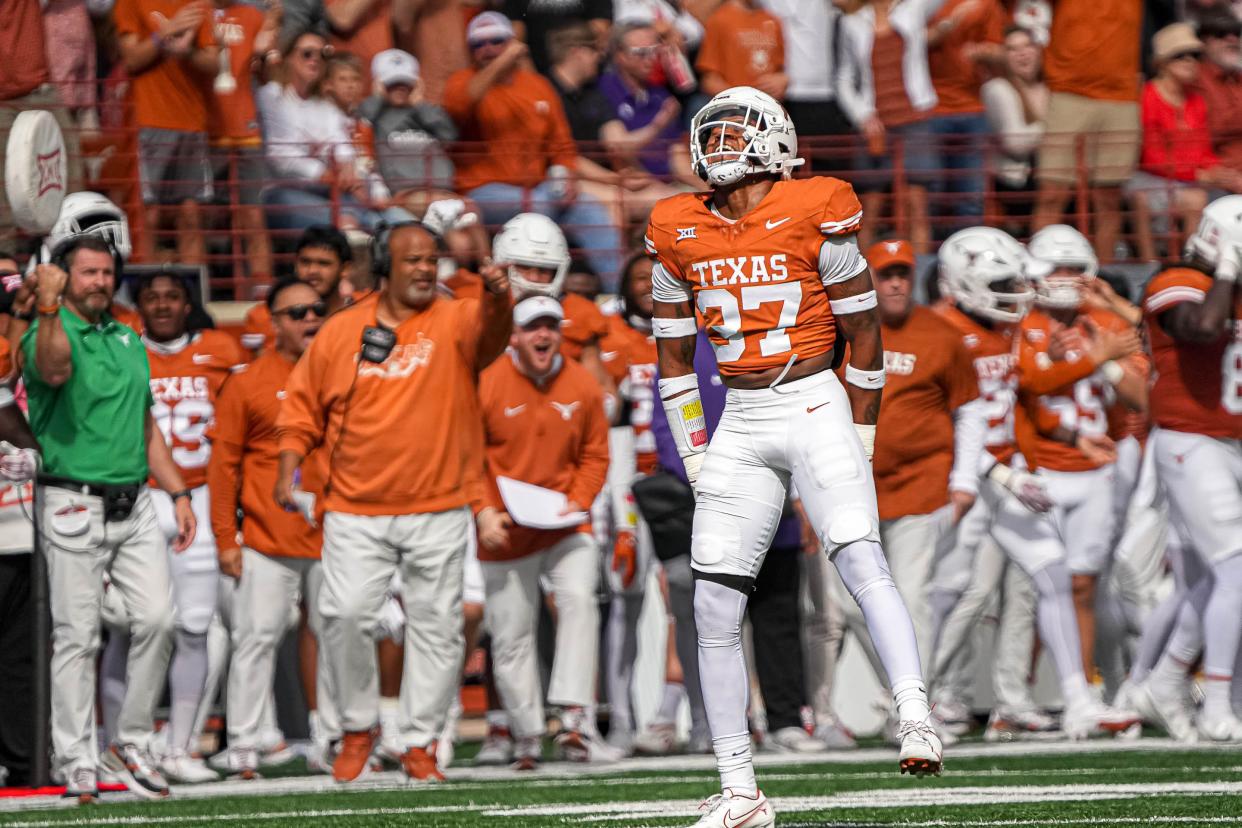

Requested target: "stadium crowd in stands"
[{"left": 0, "top": 2, "right": 1240, "bottom": 823}]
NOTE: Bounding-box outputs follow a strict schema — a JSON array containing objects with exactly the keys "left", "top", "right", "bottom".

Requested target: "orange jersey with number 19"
[
  {"left": 146, "top": 329, "right": 248, "bottom": 489},
  {"left": 645, "top": 177, "right": 863, "bottom": 378}
]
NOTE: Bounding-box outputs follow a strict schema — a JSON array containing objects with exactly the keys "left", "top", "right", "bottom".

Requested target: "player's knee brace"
[
  {"left": 693, "top": 579, "right": 748, "bottom": 651},
  {"left": 832, "top": 540, "right": 895, "bottom": 604}
]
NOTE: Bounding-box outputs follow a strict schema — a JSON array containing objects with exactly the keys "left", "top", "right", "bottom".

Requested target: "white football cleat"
[
  {"left": 768, "top": 726, "right": 823, "bottom": 753},
  {"left": 1061, "top": 701, "right": 1141, "bottom": 740},
  {"left": 634, "top": 722, "right": 681, "bottom": 756},
  {"left": 1133, "top": 679, "right": 1197, "bottom": 742},
  {"left": 813, "top": 718, "right": 857, "bottom": 750},
  {"left": 473, "top": 726, "right": 514, "bottom": 766},
  {"left": 931, "top": 699, "right": 972, "bottom": 736},
  {"left": 692, "top": 788, "right": 774, "bottom": 828},
  {"left": 896, "top": 720, "right": 943, "bottom": 777},
  {"left": 1197, "top": 711, "right": 1242, "bottom": 742},
  {"left": 983, "top": 705, "right": 1058, "bottom": 742},
  {"left": 158, "top": 750, "right": 219, "bottom": 784}
]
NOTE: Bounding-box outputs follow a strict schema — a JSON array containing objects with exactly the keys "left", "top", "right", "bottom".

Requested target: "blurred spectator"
[
  {"left": 761, "top": 0, "right": 852, "bottom": 170},
  {"left": 209, "top": 0, "right": 282, "bottom": 289},
  {"left": 502, "top": 0, "right": 614, "bottom": 73},
  {"left": 547, "top": 24, "right": 616, "bottom": 144},
  {"left": 0, "top": 0, "right": 82, "bottom": 249},
  {"left": 324, "top": 0, "right": 394, "bottom": 88},
  {"left": 399, "top": 0, "right": 470, "bottom": 105},
  {"left": 1126, "top": 24, "right": 1242, "bottom": 258},
  {"left": 982, "top": 25, "right": 1047, "bottom": 224},
  {"left": 837, "top": 0, "right": 941, "bottom": 253},
  {"left": 444, "top": 12, "right": 622, "bottom": 288},
  {"left": 926, "top": 0, "right": 1005, "bottom": 224},
  {"left": 615, "top": 0, "right": 704, "bottom": 49},
  {"left": 114, "top": 0, "right": 220, "bottom": 266},
  {"left": 258, "top": 31, "right": 411, "bottom": 234},
  {"left": 1032, "top": 0, "right": 1141, "bottom": 260},
  {"left": 43, "top": 0, "right": 99, "bottom": 134},
  {"left": 1195, "top": 11, "right": 1242, "bottom": 177},
  {"left": 359, "top": 49, "right": 460, "bottom": 217},
  {"left": 565, "top": 266, "right": 602, "bottom": 299},
  {"left": 695, "top": 0, "right": 786, "bottom": 98},
  {"left": 598, "top": 22, "right": 693, "bottom": 182}
]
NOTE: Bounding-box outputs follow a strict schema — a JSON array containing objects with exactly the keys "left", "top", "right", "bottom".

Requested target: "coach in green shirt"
[{"left": 21, "top": 234, "right": 194, "bottom": 802}]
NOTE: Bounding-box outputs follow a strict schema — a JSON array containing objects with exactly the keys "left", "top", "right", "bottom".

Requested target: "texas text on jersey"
[{"left": 645, "top": 176, "right": 864, "bottom": 378}]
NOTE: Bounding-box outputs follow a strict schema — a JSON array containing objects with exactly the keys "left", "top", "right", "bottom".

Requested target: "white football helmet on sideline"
[
  {"left": 1184, "top": 194, "right": 1242, "bottom": 281},
  {"left": 939, "top": 227, "right": 1037, "bottom": 323},
  {"left": 1027, "top": 224, "right": 1097, "bottom": 309},
  {"left": 46, "top": 191, "right": 132, "bottom": 261},
  {"left": 689, "top": 86, "right": 804, "bottom": 187},
  {"left": 492, "top": 213, "right": 570, "bottom": 298}
]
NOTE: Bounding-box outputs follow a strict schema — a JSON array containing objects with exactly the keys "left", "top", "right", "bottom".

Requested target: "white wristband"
[
  {"left": 653, "top": 316, "right": 698, "bottom": 338},
  {"left": 659, "top": 374, "right": 708, "bottom": 463},
  {"left": 845, "top": 364, "right": 886, "bottom": 389},
  {"left": 1099, "top": 360, "right": 1125, "bottom": 386},
  {"left": 853, "top": 423, "right": 876, "bottom": 461},
  {"left": 988, "top": 462, "right": 1015, "bottom": 489},
  {"left": 829, "top": 290, "right": 878, "bottom": 315}
]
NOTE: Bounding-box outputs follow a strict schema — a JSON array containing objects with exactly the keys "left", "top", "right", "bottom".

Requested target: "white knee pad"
[{"left": 831, "top": 540, "right": 895, "bottom": 605}]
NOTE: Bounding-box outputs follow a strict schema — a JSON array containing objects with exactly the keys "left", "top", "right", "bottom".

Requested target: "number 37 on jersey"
[{"left": 645, "top": 176, "right": 867, "bottom": 377}]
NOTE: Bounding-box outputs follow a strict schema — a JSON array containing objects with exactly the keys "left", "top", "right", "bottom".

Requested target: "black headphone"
[
  {"left": 369, "top": 219, "right": 445, "bottom": 279},
  {"left": 49, "top": 233, "right": 124, "bottom": 276}
]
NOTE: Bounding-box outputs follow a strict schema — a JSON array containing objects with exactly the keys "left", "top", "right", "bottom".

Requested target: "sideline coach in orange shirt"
[{"left": 275, "top": 222, "right": 512, "bottom": 783}]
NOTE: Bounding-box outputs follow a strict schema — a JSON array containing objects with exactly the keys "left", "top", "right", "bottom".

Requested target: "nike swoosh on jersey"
[
  {"left": 765, "top": 217, "right": 791, "bottom": 230},
  {"left": 504, "top": 405, "right": 526, "bottom": 417}
]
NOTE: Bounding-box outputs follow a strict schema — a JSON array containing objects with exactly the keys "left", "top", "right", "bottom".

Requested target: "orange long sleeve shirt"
[
  {"left": 207, "top": 351, "right": 325, "bottom": 558},
  {"left": 277, "top": 292, "right": 511, "bottom": 516},
  {"left": 477, "top": 353, "right": 610, "bottom": 562}
]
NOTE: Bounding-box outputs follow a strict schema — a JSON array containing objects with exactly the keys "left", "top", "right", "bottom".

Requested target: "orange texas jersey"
[
  {"left": 605, "top": 314, "right": 659, "bottom": 474},
  {"left": 560, "top": 293, "right": 609, "bottom": 363},
  {"left": 1143, "top": 267, "right": 1242, "bottom": 438},
  {"left": 1019, "top": 306, "right": 1141, "bottom": 472},
  {"left": 0, "top": 336, "right": 11, "bottom": 384},
  {"left": 938, "top": 304, "right": 1023, "bottom": 466},
  {"left": 645, "top": 176, "right": 863, "bottom": 378},
  {"left": 241, "top": 302, "right": 273, "bottom": 352},
  {"left": 146, "top": 329, "right": 248, "bottom": 489}
]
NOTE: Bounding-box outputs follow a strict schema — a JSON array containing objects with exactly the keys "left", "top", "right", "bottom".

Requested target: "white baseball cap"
[
  {"left": 372, "top": 49, "right": 420, "bottom": 87},
  {"left": 467, "top": 11, "right": 516, "bottom": 44},
  {"left": 513, "top": 296, "right": 564, "bottom": 327}
]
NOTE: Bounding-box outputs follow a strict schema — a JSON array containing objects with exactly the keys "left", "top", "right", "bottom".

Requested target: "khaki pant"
[
  {"left": 320, "top": 507, "right": 468, "bottom": 747},
  {"left": 42, "top": 486, "right": 173, "bottom": 773},
  {"left": 227, "top": 549, "right": 340, "bottom": 748},
  {"left": 482, "top": 533, "right": 600, "bottom": 739},
  {"left": 1037, "top": 91, "right": 1140, "bottom": 186}
]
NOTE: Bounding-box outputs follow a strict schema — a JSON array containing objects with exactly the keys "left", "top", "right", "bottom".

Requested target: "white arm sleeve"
[
  {"left": 0, "top": 386, "right": 13, "bottom": 408},
  {"left": 951, "top": 396, "right": 989, "bottom": 495},
  {"left": 651, "top": 261, "right": 693, "bottom": 303},
  {"left": 819, "top": 234, "right": 869, "bottom": 286}
]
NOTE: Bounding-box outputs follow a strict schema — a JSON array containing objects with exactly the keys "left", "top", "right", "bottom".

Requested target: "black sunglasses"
[
  {"left": 626, "top": 45, "right": 660, "bottom": 58},
  {"left": 296, "top": 46, "right": 330, "bottom": 60},
  {"left": 273, "top": 302, "right": 328, "bottom": 320},
  {"left": 469, "top": 36, "right": 510, "bottom": 49}
]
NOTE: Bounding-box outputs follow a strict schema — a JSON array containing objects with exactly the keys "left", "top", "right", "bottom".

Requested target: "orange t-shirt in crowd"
[
  {"left": 872, "top": 29, "right": 922, "bottom": 128},
  {"left": 1143, "top": 267, "right": 1242, "bottom": 438},
  {"left": 928, "top": 0, "right": 1005, "bottom": 115},
  {"left": 113, "top": 0, "right": 215, "bottom": 131},
  {"left": 241, "top": 302, "right": 272, "bottom": 352},
  {"left": 695, "top": 1, "right": 784, "bottom": 89},
  {"left": 603, "top": 314, "right": 659, "bottom": 474},
  {"left": 278, "top": 291, "right": 511, "bottom": 515},
  {"left": 477, "top": 353, "right": 610, "bottom": 561},
  {"left": 112, "top": 304, "right": 144, "bottom": 334},
  {"left": 443, "top": 67, "right": 579, "bottom": 192},
  {"left": 208, "top": 3, "right": 264, "bottom": 144},
  {"left": 646, "top": 177, "right": 862, "bottom": 379},
  {"left": 560, "top": 293, "right": 609, "bottom": 362},
  {"left": 326, "top": 0, "right": 393, "bottom": 89},
  {"left": 146, "top": 330, "right": 248, "bottom": 490},
  {"left": 1043, "top": 0, "right": 1140, "bottom": 102},
  {"left": 0, "top": 337, "right": 12, "bottom": 383},
  {"left": 0, "top": 0, "right": 49, "bottom": 100},
  {"left": 1018, "top": 306, "right": 1143, "bottom": 472},
  {"left": 403, "top": 0, "right": 469, "bottom": 105},
  {"left": 207, "top": 350, "right": 325, "bottom": 558},
  {"left": 873, "top": 306, "right": 980, "bottom": 521}
]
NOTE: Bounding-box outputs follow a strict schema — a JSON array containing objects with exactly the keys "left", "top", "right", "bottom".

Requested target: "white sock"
[
  {"left": 695, "top": 579, "right": 753, "bottom": 794},
  {"left": 655, "top": 682, "right": 686, "bottom": 724},
  {"left": 712, "top": 732, "right": 756, "bottom": 795},
  {"left": 1203, "top": 678, "right": 1235, "bottom": 719},
  {"left": 167, "top": 630, "right": 209, "bottom": 754},
  {"left": 1202, "top": 555, "right": 1242, "bottom": 715},
  {"left": 1030, "top": 562, "right": 1092, "bottom": 709},
  {"left": 486, "top": 709, "right": 511, "bottom": 731},
  {"left": 891, "top": 678, "right": 931, "bottom": 723}
]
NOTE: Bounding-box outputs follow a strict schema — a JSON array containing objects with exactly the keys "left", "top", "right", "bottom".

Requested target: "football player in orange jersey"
[
  {"left": 137, "top": 272, "right": 246, "bottom": 782},
  {"left": 1020, "top": 225, "right": 1148, "bottom": 694},
  {"left": 649, "top": 87, "right": 937, "bottom": 826},
  {"left": 929, "top": 227, "right": 1141, "bottom": 742},
  {"left": 1131, "top": 195, "right": 1242, "bottom": 742}
]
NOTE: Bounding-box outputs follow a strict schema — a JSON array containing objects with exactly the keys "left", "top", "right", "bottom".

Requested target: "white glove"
[
  {"left": 853, "top": 423, "right": 876, "bottom": 462},
  {"left": 989, "top": 464, "right": 1054, "bottom": 513},
  {"left": 0, "top": 442, "right": 38, "bottom": 484},
  {"left": 683, "top": 452, "right": 705, "bottom": 492},
  {"left": 422, "top": 198, "right": 479, "bottom": 236}
]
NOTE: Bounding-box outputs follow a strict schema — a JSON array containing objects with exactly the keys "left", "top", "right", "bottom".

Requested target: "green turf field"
[{"left": 4, "top": 741, "right": 1242, "bottom": 827}]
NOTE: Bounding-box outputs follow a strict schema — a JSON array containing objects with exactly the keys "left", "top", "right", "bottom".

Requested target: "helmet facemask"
[{"left": 690, "top": 90, "right": 803, "bottom": 187}]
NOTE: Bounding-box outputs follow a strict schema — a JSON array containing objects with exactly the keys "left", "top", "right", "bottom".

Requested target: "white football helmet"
[
  {"left": 1027, "top": 224, "right": 1097, "bottom": 309},
  {"left": 689, "top": 86, "right": 804, "bottom": 187},
  {"left": 1185, "top": 194, "right": 1242, "bottom": 281},
  {"left": 939, "top": 227, "right": 1037, "bottom": 323},
  {"left": 46, "top": 191, "right": 132, "bottom": 261},
  {"left": 492, "top": 213, "right": 570, "bottom": 298}
]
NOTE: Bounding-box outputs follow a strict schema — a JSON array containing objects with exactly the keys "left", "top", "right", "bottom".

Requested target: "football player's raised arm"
[
  {"left": 652, "top": 259, "right": 707, "bottom": 488},
  {"left": 821, "top": 235, "right": 884, "bottom": 459},
  {"left": 1160, "top": 277, "right": 1237, "bottom": 344}
]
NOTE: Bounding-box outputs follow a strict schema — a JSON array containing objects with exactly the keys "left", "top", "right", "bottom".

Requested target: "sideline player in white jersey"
[
  {"left": 649, "top": 87, "right": 939, "bottom": 828},
  {"left": 1133, "top": 195, "right": 1242, "bottom": 742}
]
